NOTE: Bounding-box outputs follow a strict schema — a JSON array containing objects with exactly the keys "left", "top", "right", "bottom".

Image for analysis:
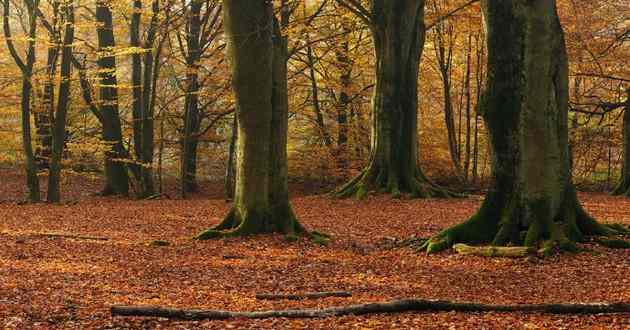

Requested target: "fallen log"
[
  {"left": 255, "top": 291, "right": 351, "bottom": 300},
  {"left": 111, "top": 299, "right": 630, "bottom": 320},
  {"left": 453, "top": 244, "right": 536, "bottom": 257},
  {"left": 32, "top": 233, "right": 109, "bottom": 241}
]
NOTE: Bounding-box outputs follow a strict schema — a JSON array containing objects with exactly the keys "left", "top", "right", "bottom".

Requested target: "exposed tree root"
[
  {"left": 421, "top": 194, "right": 628, "bottom": 255},
  {"left": 333, "top": 166, "right": 459, "bottom": 199},
  {"left": 596, "top": 238, "right": 630, "bottom": 249},
  {"left": 256, "top": 291, "right": 351, "bottom": 301},
  {"left": 611, "top": 179, "right": 630, "bottom": 197},
  {"left": 194, "top": 206, "right": 329, "bottom": 245},
  {"left": 111, "top": 299, "right": 630, "bottom": 320}
]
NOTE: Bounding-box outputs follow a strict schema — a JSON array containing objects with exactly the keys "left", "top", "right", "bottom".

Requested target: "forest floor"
[{"left": 0, "top": 171, "right": 629, "bottom": 329}]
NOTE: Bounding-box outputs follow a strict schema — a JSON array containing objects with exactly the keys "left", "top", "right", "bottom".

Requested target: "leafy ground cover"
[{"left": 0, "top": 171, "right": 628, "bottom": 329}]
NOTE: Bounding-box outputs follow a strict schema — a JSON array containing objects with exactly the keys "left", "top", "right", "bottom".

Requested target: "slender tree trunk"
[
  {"left": 306, "top": 44, "right": 332, "bottom": 147},
  {"left": 97, "top": 0, "right": 129, "bottom": 196},
  {"left": 423, "top": 0, "right": 626, "bottom": 254},
  {"left": 181, "top": 0, "right": 202, "bottom": 195},
  {"left": 197, "top": 0, "right": 313, "bottom": 239},
  {"left": 34, "top": 2, "right": 59, "bottom": 171},
  {"left": 612, "top": 89, "right": 630, "bottom": 196},
  {"left": 130, "top": 0, "right": 157, "bottom": 197},
  {"left": 140, "top": 3, "right": 157, "bottom": 197},
  {"left": 335, "top": 26, "right": 351, "bottom": 172},
  {"left": 432, "top": 14, "right": 462, "bottom": 179},
  {"left": 335, "top": 0, "right": 453, "bottom": 199},
  {"left": 47, "top": 1, "right": 74, "bottom": 203},
  {"left": 130, "top": 0, "right": 144, "bottom": 195},
  {"left": 463, "top": 35, "right": 473, "bottom": 182},
  {"left": 471, "top": 34, "right": 483, "bottom": 184},
  {"left": 3, "top": 0, "right": 41, "bottom": 201}
]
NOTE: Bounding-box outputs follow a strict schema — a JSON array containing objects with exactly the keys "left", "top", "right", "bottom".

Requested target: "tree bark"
[
  {"left": 2, "top": 0, "right": 41, "bottom": 202},
  {"left": 335, "top": 23, "right": 352, "bottom": 172},
  {"left": 196, "top": 0, "right": 311, "bottom": 239},
  {"left": 423, "top": 0, "right": 627, "bottom": 254},
  {"left": 180, "top": 0, "right": 203, "bottom": 195},
  {"left": 612, "top": 89, "right": 630, "bottom": 196},
  {"left": 111, "top": 300, "right": 630, "bottom": 320},
  {"left": 47, "top": 1, "right": 74, "bottom": 203},
  {"left": 335, "top": 0, "right": 453, "bottom": 199},
  {"left": 96, "top": 0, "right": 129, "bottom": 196},
  {"left": 225, "top": 115, "right": 237, "bottom": 200},
  {"left": 130, "top": 0, "right": 158, "bottom": 197}
]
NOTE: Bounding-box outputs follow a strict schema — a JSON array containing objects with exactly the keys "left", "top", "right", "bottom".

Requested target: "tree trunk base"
[
  {"left": 111, "top": 299, "right": 630, "bottom": 320},
  {"left": 333, "top": 166, "right": 459, "bottom": 199},
  {"left": 611, "top": 180, "right": 630, "bottom": 197},
  {"left": 422, "top": 194, "right": 629, "bottom": 255},
  {"left": 194, "top": 206, "right": 329, "bottom": 244}
]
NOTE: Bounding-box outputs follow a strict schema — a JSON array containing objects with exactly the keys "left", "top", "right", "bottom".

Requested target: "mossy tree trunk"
[
  {"left": 197, "top": 0, "right": 309, "bottom": 239},
  {"left": 423, "top": 0, "right": 626, "bottom": 254},
  {"left": 334, "top": 0, "right": 453, "bottom": 199},
  {"left": 612, "top": 89, "right": 630, "bottom": 196}
]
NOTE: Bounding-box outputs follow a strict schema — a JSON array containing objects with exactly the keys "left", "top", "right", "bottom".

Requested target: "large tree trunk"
[
  {"left": 47, "top": 1, "right": 74, "bottom": 203},
  {"left": 96, "top": 0, "right": 129, "bottom": 196},
  {"left": 612, "top": 89, "right": 630, "bottom": 196},
  {"left": 423, "top": 0, "right": 626, "bottom": 254},
  {"left": 196, "top": 0, "right": 311, "bottom": 239},
  {"left": 334, "top": 0, "right": 452, "bottom": 199}
]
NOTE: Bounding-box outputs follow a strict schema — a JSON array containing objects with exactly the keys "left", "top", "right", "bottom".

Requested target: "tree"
[
  {"left": 46, "top": 0, "right": 75, "bottom": 203},
  {"left": 178, "top": 0, "right": 222, "bottom": 195},
  {"left": 422, "top": 0, "right": 628, "bottom": 254},
  {"left": 612, "top": 89, "right": 630, "bottom": 196},
  {"left": 196, "top": 0, "right": 316, "bottom": 239},
  {"left": 95, "top": 0, "right": 130, "bottom": 196},
  {"left": 430, "top": 0, "right": 462, "bottom": 179},
  {"left": 2, "top": 0, "right": 40, "bottom": 202},
  {"left": 334, "top": 0, "right": 453, "bottom": 199},
  {"left": 130, "top": 0, "right": 161, "bottom": 197}
]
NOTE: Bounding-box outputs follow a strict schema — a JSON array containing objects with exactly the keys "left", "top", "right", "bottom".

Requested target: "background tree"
[
  {"left": 46, "top": 0, "right": 75, "bottom": 203},
  {"left": 2, "top": 0, "right": 40, "bottom": 202},
  {"left": 334, "top": 0, "right": 453, "bottom": 199}
]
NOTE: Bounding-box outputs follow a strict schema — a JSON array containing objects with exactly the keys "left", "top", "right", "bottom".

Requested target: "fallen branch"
[
  {"left": 453, "top": 244, "right": 536, "bottom": 258},
  {"left": 111, "top": 299, "right": 630, "bottom": 320},
  {"left": 33, "top": 233, "right": 109, "bottom": 241},
  {"left": 144, "top": 193, "right": 170, "bottom": 200},
  {"left": 256, "top": 291, "right": 351, "bottom": 301}
]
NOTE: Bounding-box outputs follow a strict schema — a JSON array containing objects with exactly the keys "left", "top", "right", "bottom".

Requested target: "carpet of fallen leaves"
[{"left": 0, "top": 170, "right": 629, "bottom": 329}]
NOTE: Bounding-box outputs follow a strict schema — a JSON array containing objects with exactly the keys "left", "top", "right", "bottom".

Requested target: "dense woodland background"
[{"left": 0, "top": 0, "right": 627, "bottom": 199}]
